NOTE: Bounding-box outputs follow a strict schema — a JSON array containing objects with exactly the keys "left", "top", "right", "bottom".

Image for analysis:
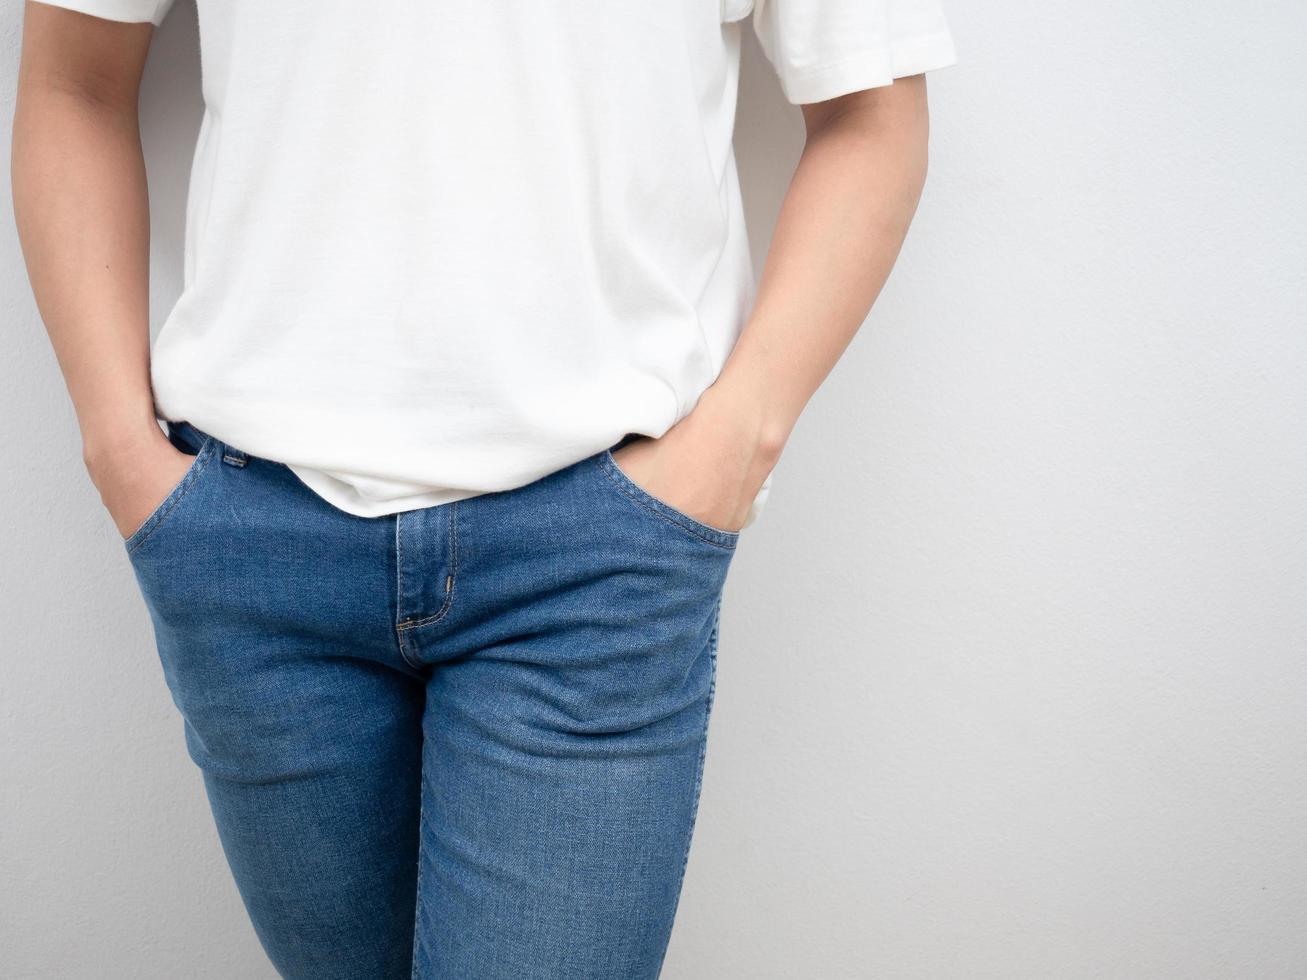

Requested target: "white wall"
[{"left": 3, "top": 2, "right": 1306, "bottom": 977}]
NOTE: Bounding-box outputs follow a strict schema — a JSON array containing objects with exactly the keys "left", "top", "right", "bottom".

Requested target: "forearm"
[
  {"left": 708, "top": 77, "right": 932, "bottom": 455},
  {"left": 12, "top": 68, "right": 158, "bottom": 468}
]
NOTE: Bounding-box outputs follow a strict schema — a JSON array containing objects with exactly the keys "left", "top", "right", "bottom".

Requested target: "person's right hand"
[{"left": 86, "top": 429, "right": 200, "bottom": 541}]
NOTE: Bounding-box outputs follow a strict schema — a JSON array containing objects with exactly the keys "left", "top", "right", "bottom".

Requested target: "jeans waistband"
[
  {"left": 166, "top": 419, "right": 249, "bottom": 467},
  {"left": 165, "top": 419, "right": 211, "bottom": 452}
]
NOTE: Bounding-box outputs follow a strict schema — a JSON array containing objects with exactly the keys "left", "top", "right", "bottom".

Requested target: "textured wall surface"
[{"left": 3, "top": 2, "right": 1306, "bottom": 977}]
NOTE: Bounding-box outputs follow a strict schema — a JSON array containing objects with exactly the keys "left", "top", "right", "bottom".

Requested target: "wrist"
[
  {"left": 695, "top": 378, "right": 793, "bottom": 465},
  {"left": 81, "top": 416, "right": 167, "bottom": 476}
]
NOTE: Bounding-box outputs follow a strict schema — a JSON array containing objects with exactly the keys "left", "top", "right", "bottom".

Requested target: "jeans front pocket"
[
  {"left": 595, "top": 448, "right": 740, "bottom": 551},
  {"left": 123, "top": 434, "right": 218, "bottom": 557}
]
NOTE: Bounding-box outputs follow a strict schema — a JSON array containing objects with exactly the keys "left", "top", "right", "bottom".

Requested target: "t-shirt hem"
[
  {"left": 286, "top": 462, "right": 487, "bottom": 519},
  {"left": 778, "top": 31, "right": 958, "bottom": 104},
  {"left": 30, "top": 0, "right": 168, "bottom": 26}
]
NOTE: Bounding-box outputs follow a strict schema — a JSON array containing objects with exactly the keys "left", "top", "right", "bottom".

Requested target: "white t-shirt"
[{"left": 39, "top": 0, "right": 956, "bottom": 526}]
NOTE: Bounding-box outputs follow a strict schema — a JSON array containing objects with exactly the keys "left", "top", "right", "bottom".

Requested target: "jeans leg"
[
  {"left": 127, "top": 443, "right": 426, "bottom": 978},
  {"left": 405, "top": 453, "right": 735, "bottom": 979},
  {"left": 411, "top": 611, "right": 721, "bottom": 979},
  {"left": 198, "top": 663, "right": 424, "bottom": 979}
]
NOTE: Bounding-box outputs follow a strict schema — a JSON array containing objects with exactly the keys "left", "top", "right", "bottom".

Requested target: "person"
[{"left": 12, "top": 0, "right": 956, "bottom": 976}]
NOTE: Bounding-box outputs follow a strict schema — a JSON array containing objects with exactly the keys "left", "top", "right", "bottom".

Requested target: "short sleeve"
[
  {"left": 31, "top": 0, "right": 174, "bottom": 26},
  {"left": 751, "top": 0, "right": 957, "bottom": 104}
]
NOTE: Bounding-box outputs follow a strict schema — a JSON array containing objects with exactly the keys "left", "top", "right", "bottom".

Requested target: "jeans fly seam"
[
  {"left": 395, "top": 511, "right": 404, "bottom": 618},
  {"left": 395, "top": 597, "right": 454, "bottom": 634},
  {"left": 449, "top": 499, "right": 459, "bottom": 591},
  {"left": 393, "top": 514, "right": 425, "bottom": 671},
  {"left": 396, "top": 626, "right": 427, "bottom": 671},
  {"left": 394, "top": 503, "right": 459, "bottom": 639}
]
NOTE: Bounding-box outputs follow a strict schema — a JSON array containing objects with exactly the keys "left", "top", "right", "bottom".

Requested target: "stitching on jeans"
[
  {"left": 396, "top": 596, "right": 453, "bottom": 632},
  {"left": 126, "top": 438, "right": 217, "bottom": 556},
  {"left": 663, "top": 597, "right": 722, "bottom": 969},
  {"left": 394, "top": 501, "right": 458, "bottom": 634},
  {"left": 449, "top": 498, "right": 459, "bottom": 593},
  {"left": 596, "top": 454, "right": 738, "bottom": 550},
  {"left": 396, "top": 624, "right": 426, "bottom": 672},
  {"left": 412, "top": 888, "right": 440, "bottom": 977},
  {"left": 393, "top": 514, "right": 428, "bottom": 671},
  {"left": 393, "top": 514, "right": 416, "bottom": 669},
  {"left": 411, "top": 778, "right": 429, "bottom": 979},
  {"left": 598, "top": 450, "right": 740, "bottom": 547},
  {"left": 396, "top": 512, "right": 404, "bottom": 618}
]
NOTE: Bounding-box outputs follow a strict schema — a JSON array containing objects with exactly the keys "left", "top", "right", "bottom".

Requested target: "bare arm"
[
  {"left": 13, "top": 3, "right": 191, "bottom": 538},
  {"left": 613, "top": 77, "right": 933, "bottom": 531}
]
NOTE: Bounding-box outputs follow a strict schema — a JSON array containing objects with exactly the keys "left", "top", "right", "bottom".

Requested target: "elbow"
[{"left": 19, "top": 65, "right": 141, "bottom": 118}]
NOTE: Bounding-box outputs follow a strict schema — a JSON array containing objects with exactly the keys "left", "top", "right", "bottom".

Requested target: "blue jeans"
[{"left": 124, "top": 421, "right": 738, "bottom": 979}]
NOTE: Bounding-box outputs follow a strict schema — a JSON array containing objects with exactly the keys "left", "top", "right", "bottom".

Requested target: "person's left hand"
[{"left": 608, "top": 385, "right": 784, "bottom": 534}]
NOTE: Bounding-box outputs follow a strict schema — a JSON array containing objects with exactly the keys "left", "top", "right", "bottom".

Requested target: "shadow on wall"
[{"left": 733, "top": 27, "right": 808, "bottom": 279}]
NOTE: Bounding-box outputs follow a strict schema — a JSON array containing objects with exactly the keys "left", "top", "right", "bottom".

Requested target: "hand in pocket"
[
  {"left": 609, "top": 388, "right": 782, "bottom": 535},
  {"left": 87, "top": 430, "right": 202, "bottom": 540}
]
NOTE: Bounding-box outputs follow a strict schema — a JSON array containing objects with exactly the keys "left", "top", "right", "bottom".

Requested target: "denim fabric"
[{"left": 124, "top": 421, "right": 737, "bottom": 979}]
